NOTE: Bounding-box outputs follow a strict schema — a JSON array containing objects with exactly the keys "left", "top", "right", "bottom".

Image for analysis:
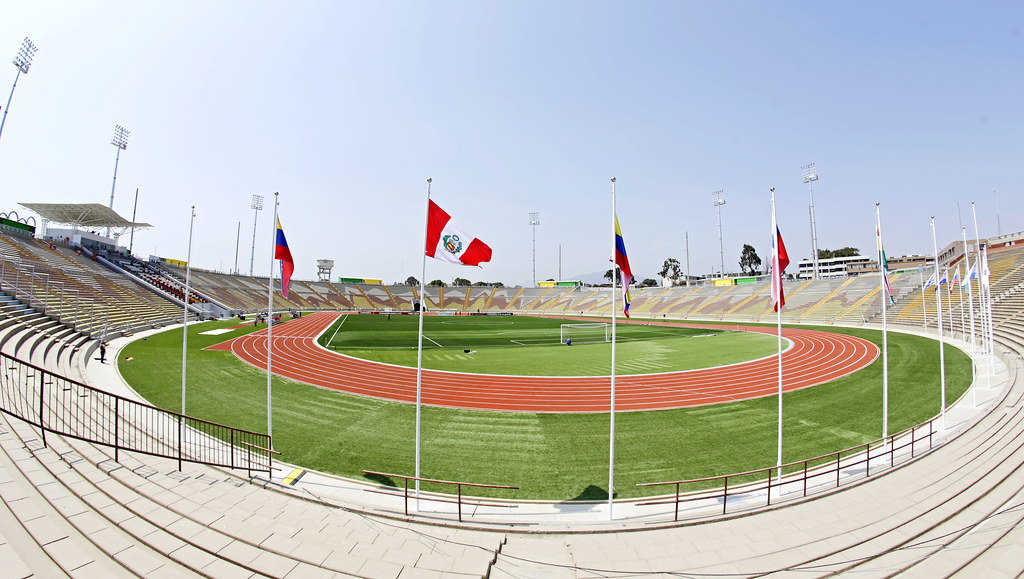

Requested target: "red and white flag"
[
  {"left": 771, "top": 208, "right": 789, "bottom": 312},
  {"left": 425, "top": 199, "right": 492, "bottom": 266}
]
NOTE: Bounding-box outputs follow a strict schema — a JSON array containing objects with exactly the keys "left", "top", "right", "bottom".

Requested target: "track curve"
[{"left": 209, "top": 312, "right": 879, "bottom": 413}]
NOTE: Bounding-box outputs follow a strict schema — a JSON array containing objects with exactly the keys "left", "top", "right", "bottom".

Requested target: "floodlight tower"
[
  {"left": 249, "top": 194, "right": 264, "bottom": 277},
  {"left": 0, "top": 37, "right": 37, "bottom": 146},
  {"left": 802, "top": 163, "right": 820, "bottom": 280},
  {"left": 107, "top": 124, "right": 130, "bottom": 236},
  {"left": 712, "top": 190, "right": 725, "bottom": 279},
  {"left": 529, "top": 212, "right": 540, "bottom": 287}
]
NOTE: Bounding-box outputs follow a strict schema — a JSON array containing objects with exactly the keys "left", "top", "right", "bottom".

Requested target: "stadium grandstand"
[{"left": 2, "top": 213, "right": 1024, "bottom": 576}]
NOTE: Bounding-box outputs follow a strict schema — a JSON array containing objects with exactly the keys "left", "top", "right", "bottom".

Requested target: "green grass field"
[
  {"left": 318, "top": 314, "right": 778, "bottom": 375},
  {"left": 119, "top": 315, "right": 972, "bottom": 500}
]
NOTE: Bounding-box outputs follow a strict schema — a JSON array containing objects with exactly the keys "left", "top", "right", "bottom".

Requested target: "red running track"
[{"left": 209, "top": 311, "right": 879, "bottom": 413}]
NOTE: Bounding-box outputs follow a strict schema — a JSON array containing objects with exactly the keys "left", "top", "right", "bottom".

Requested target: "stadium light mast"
[
  {"left": 249, "top": 194, "right": 264, "bottom": 277},
  {"left": 529, "top": 212, "right": 540, "bottom": 287},
  {"left": 107, "top": 124, "right": 130, "bottom": 237},
  {"left": 994, "top": 188, "right": 1001, "bottom": 236},
  {"left": 802, "top": 163, "right": 820, "bottom": 280},
  {"left": 712, "top": 190, "right": 725, "bottom": 279},
  {"left": 0, "top": 37, "right": 37, "bottom": 146}
]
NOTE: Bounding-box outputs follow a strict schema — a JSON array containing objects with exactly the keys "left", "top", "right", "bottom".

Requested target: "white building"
[{"left": 797, "top": 255, "right": 872, "bottom": 279}]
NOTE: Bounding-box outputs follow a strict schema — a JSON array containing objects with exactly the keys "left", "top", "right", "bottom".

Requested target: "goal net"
[{"left": 560, "top": 322, "right": 611, "bottom": 344}]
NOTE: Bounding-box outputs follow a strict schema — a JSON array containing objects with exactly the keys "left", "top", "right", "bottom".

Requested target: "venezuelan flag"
[
  {"left": 275, "top": 217, "right": 294, "bottom": 298},
  {"left": 614, "top": 215, "right": 633, "bottom": 317}
]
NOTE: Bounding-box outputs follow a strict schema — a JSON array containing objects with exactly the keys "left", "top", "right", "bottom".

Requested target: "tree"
[
  {"left": 640, "top": 278, "right": 658, "bottom": 287},
  {"left": 659, "top": 258, "right": 682, "bottom": 285},
  {"left": 604, "top": 269, "right": 632, "bottom": 285},
  {"left": 818, "top": 247, "right": 859, "bottom": 259},
  {"left": 404, "top": 276, "right": 419, "bottom": 286},
  {"left": 492, "top": 281, "right": 505, "bottom": 288},
  {"left": 739, "top": 244, "right": 762, "bottom": 275},
  {"left": 472, "top": 281, "right": 489, "bottom": 286},
  {"left": 428, "top": 279, "right": 446, "bottom": 287},
  {"left": 452, "top": 277, "right": 471, "bottom": 286}
]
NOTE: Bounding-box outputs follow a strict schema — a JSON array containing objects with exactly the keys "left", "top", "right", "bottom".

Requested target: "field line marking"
[
  {"left": 424, "top": 334, "right": 443, "bottom": 348},
  {"left": 327, "top": 314, "right": 348, "bottom": 347},
  {"left": 510, "top": 340, "right": 525, "bottom": 345}
]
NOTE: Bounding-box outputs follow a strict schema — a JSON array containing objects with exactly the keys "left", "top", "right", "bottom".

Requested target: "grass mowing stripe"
[{"left": 121, "top": 317, "right": 971, "bottom": 500}]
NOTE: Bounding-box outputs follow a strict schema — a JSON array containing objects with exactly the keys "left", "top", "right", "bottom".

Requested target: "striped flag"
[
  {"left": 951, "top": 264, "right": 961, "bottom": 292},
  {"left": 275, "top": 217, "right": 294, "bottom": 299},
  {"left": 614, "top": 215, "right": 633, "bottom": 317},
  {"left": 962, "top": 262, "right": 977, "bottom": 289},
  {"left": 876, "top": 228, "right": 895, "bottom": 304},
  {"left": 771, "top": 225, "right": 789, "bottom": 312},
  {"left": 923, "top": 272, "right": 937, "bottom": 290},
  {"left": 981, "top": 250, "right": 991, "bottom": 289}
]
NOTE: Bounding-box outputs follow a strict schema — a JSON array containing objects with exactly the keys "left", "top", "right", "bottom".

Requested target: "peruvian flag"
[
  {"left": 425, "top": 200, "right": 492, "bottom": 266},
  {"left": 771, "top": 225, "right": 789, "bottom": 312}
]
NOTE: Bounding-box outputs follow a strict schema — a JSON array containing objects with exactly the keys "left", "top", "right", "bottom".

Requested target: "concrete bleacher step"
[
  {"left": 9, "top": 399, "right": 503, "bottom": 579},
  {"left": 0, "top": 416, "right": 302, "bottom": 578},
  {"left": 489, "top": 355, "right": 1024, "bottom": 577},
  {"left": 0, "top": 416, "right": 155, "bottom": 577}
]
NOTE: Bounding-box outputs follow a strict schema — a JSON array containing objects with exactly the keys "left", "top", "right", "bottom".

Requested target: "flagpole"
[
  {"left": 876, "top": 203, "right": 889, "bottom": 440},
  {"left": 961, "top": 227, "right": 977, "bottom": 409},
  {"left": 267, "top": 192, "right": 278, "bottom": 440},
  {"left": 919, "top": 267, "right": 928, "bottom": 333},
  {"left": 957, "top": 264, "right": 965, "bottom": 340},
  {"left": 772, "top": 188, "right": 783, "bottom": 488},
  {"left": 609, "top": 176, "right": 617, "bottom": 520},
  {"left": 931, "top": 218, "right": 946, "bottom": 430},
  {"left": 945, "top": 268, "right": 953, "bottom": 339},
  {"left": 970, "top": 202, "right": 989, "bottom": 358},
  {"left": 182, "top": 205, "right": 195, "bottom": 417},
  {"left": 982, "top": 246, "right": 994, "bottom": 389},
  {"left": 415, "top": 178, "right": 432, "bottom": 496},
  {"left": 971, "top": 202, "right": 989, "bottom": 357}
]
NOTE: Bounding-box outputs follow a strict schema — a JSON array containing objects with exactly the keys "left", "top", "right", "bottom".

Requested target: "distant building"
[
  {"left": 797, "top": 255, "right": 872, "bottom": 279},
  {"left": 846, "top": 254, "right": 933, "bottom": 276}
]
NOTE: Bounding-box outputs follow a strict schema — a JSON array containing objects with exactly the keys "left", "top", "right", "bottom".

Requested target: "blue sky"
[{"left": 1, "top": 2, "right": 1021, "bottom": 286}]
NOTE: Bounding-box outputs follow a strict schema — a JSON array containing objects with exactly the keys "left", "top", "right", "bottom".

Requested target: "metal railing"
[
  {"left": 638, "top": 418, "right": 936, "bottom": 521},
  {"left": 0, "top": 350, "right": 273, "bottom": 474},
  {"left": 362, "top": 469, "right": 518, "bottom": 522}
]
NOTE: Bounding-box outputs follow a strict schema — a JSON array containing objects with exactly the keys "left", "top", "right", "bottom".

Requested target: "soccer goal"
[{"left": 560, "top": 322, "right": 611, "bottom": 344}]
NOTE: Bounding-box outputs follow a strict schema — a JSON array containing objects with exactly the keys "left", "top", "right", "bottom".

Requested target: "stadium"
[
  {"left": 1, "top": 200, "right": 1022, "bottom": 576},
  {"left": 3, "top": 4, "right": 1023, "bottom": 576}
]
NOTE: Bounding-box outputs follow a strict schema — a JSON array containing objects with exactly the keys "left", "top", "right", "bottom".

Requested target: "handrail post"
[
  {"left": 458, "top": 483, "right": 463, "bottom": 522},
  {"left": 230, "top": 430, "right": 235, "bottom": 470},
  {"left": 911, "top": 425, "right": 917, "bottom": 459},
  {"left": 114, "top": 397, "right": 120, "bottom": 464},
  {"left": 834, "top": 451, "right": 840, "bottom": 488},
  {"left": 404, "top": 477, "right": 409, "bottom": 517},
  {"left": 767, "top": 469, "right": 773, "bottom": 507},
  {"left": 866, "top": 443, "right": 870, "bottom": 477},
  {"left": 803, "top": 461, "right": 808, "bottom": 497},
  {"left": 177, "top": 414, "right": 184, "bottom": 472},
  {"left": 674, "top": 482, "right": 680, "bottom": 522},
  {"left": 722, "top": 476, "right": 729, "bottom": 515},
  {"left": 38, "top": 368, "right": 46, "bottom": 448}
]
